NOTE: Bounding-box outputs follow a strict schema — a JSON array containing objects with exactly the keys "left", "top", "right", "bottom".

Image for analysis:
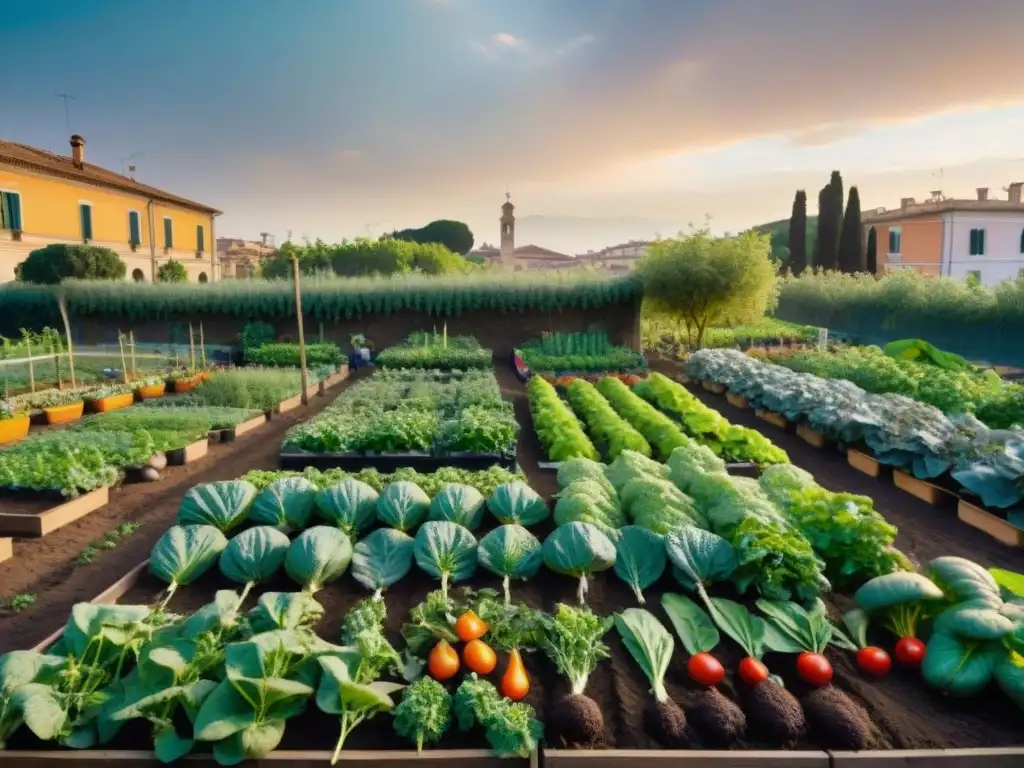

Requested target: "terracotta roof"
[
  {"left": 863, "top": 200, "right": 1024, "bottom": 224},
  {"left": 513, "top": 244, "right": 573, "bottom": 259},
  {"left": 0, "top": 138, "right": 221, "bottom": 215}
]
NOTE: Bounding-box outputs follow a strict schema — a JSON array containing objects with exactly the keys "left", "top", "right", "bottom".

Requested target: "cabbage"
[
  {"left": 316, "top": 478, "right": 380, "bottom": 538},
  {"left": 248, "top": 477, "right": 317, "bottom": 532},
  {"left": 177, "top": 480, "right": 257, "bottom": 533},
  {"left": 413, "top": 521, "right": 478, "bottom": 601},
  {"left": 150, "top": 524, "right": 228, "bottom": 605},
  {"left": 487, "top": 481, "right": 550, "bottom": 526},
  {"left": 428, "top": 484, "right": 486, "bottom": 530},
  {"left": 351, "top": 528, "right": 415, "bottom": 597},
  {"left": 218, "top": 526, "right": 290, "bottom": 593},
  {"left": 613, "top": 526, "right": 666, "bottom": 604},
  {"left": 478, "top": 524, "right": 542, "bottom": 602},
  {"left": 542, "top": 521, "right": 616, "bottom": 604},
  {"left": 285, "top": 526, "right": 354, "bottom": 593},
  {"left": 377, "top": 481, "right": 430, "bottom": 532}
]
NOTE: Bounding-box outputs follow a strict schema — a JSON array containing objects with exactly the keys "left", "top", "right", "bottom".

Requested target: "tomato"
[
  {"left": 796, "top": 652, "right": 833, "bottom": 687},
  {"left": 856, "top": 646, "right": 892, "bottom": 678},
  {"left": 455, "top": 610, "right": 488, "bottom": 642},
  {"left": 463, "top": 639, "right": 498, "bottom": 675},
  {"left": 501, "top": 649, "right": 530, "bottom": 701},
  {"left": 894, "top": 636, "right": 926, "bottom": 668},
  {"left": 738, "top": 656, "right": 770, "bottom": 685},
  {"left": 687, "top": 652, "right": 726, "bottom": 686},
  {"left": 427, "top": 640, "right": 460, "bottom": 681}
]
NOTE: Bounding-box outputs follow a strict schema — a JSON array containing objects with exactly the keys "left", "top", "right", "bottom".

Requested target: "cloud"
[
  {"left": 471, "top": 31, "right": 593, "bottom": 64},
  {"left": 471, "top": 32, "right": 531, "bottom": 57},
  {"left": 787, "top": 122, "right": 869, "bottom": 147},
  {"left": 553, "top": 34, "right": 595, "bottom": 58}
]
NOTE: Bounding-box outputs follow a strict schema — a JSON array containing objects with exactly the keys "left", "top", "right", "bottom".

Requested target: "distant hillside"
[{"left": 749, "top": 215, "right": 818, "bottom": 264}]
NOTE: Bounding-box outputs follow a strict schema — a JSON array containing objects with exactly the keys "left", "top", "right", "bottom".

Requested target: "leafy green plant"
[
  {"left": 478, "top": 525, "right": 543, "bottom": 603},
  {"left": 542, "top": 522, "right": 616, "bottom": 604},
  {"left": 0, "top": 593, "right": 36, "bottom": 613},
  {"left": 518, "top": 331, "right": 646, "bottom": 374},
  {"left": 612, "top": 526, "right": 667, "bottom": 605},
  {"left": 284, "top": 526, "right": 354, "bottom": 594},
  {"left": 453, "top": 674, "right": 542, "bottom": 758},
  {"left": 351, "top": 528, "right": 415, "bottom": 599},
  {"left": 150, "top": 524, "right": 229, "bottom": 607},
  {"left": 487, "top": 481, "right": 550, "bottom": 526},
  {"left": 218, "top": 526, "right": 291, "bottom": 601},
  {"left": 315, "top": 478, "right": 380, "bottom": 538},
  {"left": 413, "top": 521, "right": 478, "bottom": 601},
  {"left": 177, "top": 480, "right": 257, "bottom": 533},
  {"left": 525, "top": 376, "right": 600, "bottom": 462},
  {"left": 249, "top": 477, "right": 317, "bottom": 533},
  {"left": 245, "top": 342, "right": 343, "bottom": 368},
  {"left": 428, "top": 484, "right": 486, "bottom": 530},
  {"left": 393, "top": 676, "right": 452, "bottom": 753}
]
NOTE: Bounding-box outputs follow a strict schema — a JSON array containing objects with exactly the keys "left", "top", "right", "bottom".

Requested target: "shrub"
[
  {"left": 156, "top": 259, "right": 189, "bottom": 283},
  {"left": 16, "top": 244, "right": 126, "bottom": 284}
]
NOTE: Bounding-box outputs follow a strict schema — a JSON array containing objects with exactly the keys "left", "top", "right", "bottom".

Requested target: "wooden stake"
[
  {"left": 129, "top": 331, "right": 137, "bottom": 379},
  {"left": 199, "top": 323, "right": 207, "bottom": 370},
  {"left": 188, "top": 323, "right": 196, "bottom": 374},
  {"left": 25, "top": 336, "right": 34, "bottom": 392},
  {"left": 57, "top": 294, "right": 77, "bottom": 388},
  {"left": 292, "top": 256, "right": 309, "bottom": 404},
  {"left": 117, "top": 331, "right": 128, "bottom": 383}
]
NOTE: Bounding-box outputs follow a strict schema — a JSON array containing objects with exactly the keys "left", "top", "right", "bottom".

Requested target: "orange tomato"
[
  {"left": 428, "top": 640, "right": 460, "bottom": 681},
  {"left": 455, "top": 610, "right": 488, "bottom": 642},
  {"left": 500, "top": 649, "right": 530, "bottom": 701},
  {"left": 463, "top": 639, "right": 497, "bottom": 675}
]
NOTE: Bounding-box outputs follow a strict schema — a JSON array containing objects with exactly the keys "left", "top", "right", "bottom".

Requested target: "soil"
[{"left": 3, "top": 360, "right": 1024, "bottom": 755}]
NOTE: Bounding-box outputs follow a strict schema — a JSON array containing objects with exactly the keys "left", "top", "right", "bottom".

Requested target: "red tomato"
[
  {"left": 856, "top": 646, "right": 892, "bottom": 678},
  {"left": 796, "top": 652, "right": 833, "bottom": 687},
  {"left": 894, "top": 637, "right": 926, "bottom": 668},
  {"left": 687, "top": 652, "right": 726, "bottom": 686},
  {"left": 737, "top": 657, "right": 770, "bottom": 685}
]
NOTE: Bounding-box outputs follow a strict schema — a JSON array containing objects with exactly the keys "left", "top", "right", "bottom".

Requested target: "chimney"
[
  {"left": 929, "top": 190, "right": 943, "bottom": 201},
  {"left": 1009, "top": 182, "right": 1023, "bottom": 205},
  {"left": 900, "top": 197, "right": 915, "bottom": 209},
  {"left": 69, "top": 135, "right": 86, "bottom": 168},
  {"left": 977, "top": 187, "right": 989, "bottom": 201}
]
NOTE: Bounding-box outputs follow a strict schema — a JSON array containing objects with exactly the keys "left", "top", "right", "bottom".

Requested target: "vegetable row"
[
  {"left": 284, "top": 369, "right": 518, "bottom": 455},
  {"left": 686, "top": 349, "right": 1024, "bottom": 508},
  {"left": 517, "top": 331, "right": 647, "bottom": 374},
  {"left": 376, "top": 332, "right": 493, "bottom": 371}
]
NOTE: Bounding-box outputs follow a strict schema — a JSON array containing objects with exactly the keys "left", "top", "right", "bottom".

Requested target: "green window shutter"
[
  {"left": 978, "top": 229, "right": 986, "bottom": 255},
  {"left": 129, "top": 212, "right": 141, "bottom": 244},
  {"left": 164, "top": 218, "right": 173, "bottom": 248},
  {"left": 197, "top": 224, "right": 204, "bottom": 252},
  {"left": 969, "top": 229, "right": 978, "bottom": 255},
  {"left": 3, "top": 193, "right": 22, "bottom": 230},
  {"left": 80, "top": 204, "right": 92, "bottom": 240},
  {"left": 1020, "top": 229, "right": 1024, "bottom": 254}
]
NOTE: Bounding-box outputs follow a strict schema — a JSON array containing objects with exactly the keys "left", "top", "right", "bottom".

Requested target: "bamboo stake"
[
  {"left": 57, "top": 294, "right": 77, "bottom": 388},
  {"left": 292, "top": 256, "right": 309, "bottom": 405},
  {"left": 129, "top": 331, "right": 137, "bottom": 379},
  {"left": 117, "top": 332, "right": 129, "bottom": 383},
  {"left": 188, "top": 323, "right": 196, "bottom": 374},
  {"left": 199, "top": 323, "right": 207, "bottom": 370},
  {"left": 25, "top": 336, "right": 34, "bottom": 392}
]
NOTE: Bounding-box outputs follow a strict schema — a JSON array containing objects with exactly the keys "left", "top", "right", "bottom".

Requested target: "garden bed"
[
  {"left": 0, "top": 537, "right": 12, "bottom": 564},
  {"left": 0, "top": 749, "right": 526, "bottom": 767},
  {"left": 0, "top": 487, "right": 109, "bottom": 537},
  {"left": 795, "top": 424, "right": 830, "bottom": 449},
  {"left": 278, "top": 445, "right": 517, "bottom": 472},
  {"left": 893, "top": 471, "right": 958, "bottom": 507},
  {"left": 274, "top": 392, "right": 305, "bottom": 414},
  {"left": 754, "top": 408, "right": 789, "bottom": 430},
  {"left": 208, "top": 413, "right": 268, "bottom": 442},
  {"left": 166, "top": 437, "right": 210, "bottom": 466},
  {"left": 725, "top": 391, "right": 749, "bottom": 409},
  {"left": 957, "top": 499, "right": 1024, "bottom": 547}
]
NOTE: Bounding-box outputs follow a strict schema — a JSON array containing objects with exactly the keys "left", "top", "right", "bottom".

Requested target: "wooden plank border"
[
  {"left": 828, "top": 748, "right": 1024, "bottom": 767},
  {"left": 725, "top": 391, "right": 749, "bottom": 408},
  {"left": 0, "top": 486, "right": 110, "bottom": 537},
  {"left": 754, "top": 408, "right": 789, "bottom": 430},
  {"left": 275, "top": 393, "right": 304, "bottom": 414},
  {"left": 544, "top": 750, "right": 829, "bottom": 768},
  {"left": 0, "top": 536, "right": 12, "bottom": 564},
  {"left": 166, "top": 439, "right": 210, "bottom": 466},
  {"left": 957, "top": 500, "right": 1024, "bottom": 547},
  {"left": 701, "top": 380, "right": 726, "bottom": 394},
  {"left": 796, "top": 424, "right": 830, "bottom": 449},
  {"left": 0, "top": 749, "right": 527, "bottom": 767},
  {"left": 847, "top": 449, "right": 885, "bottom": 478},
  {"left": 893, "top": 471, "right": 957, "bottom": 507}
]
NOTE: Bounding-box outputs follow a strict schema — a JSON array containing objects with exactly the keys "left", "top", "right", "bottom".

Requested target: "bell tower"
[{"left": 499, "top": 192, "right": 515, "bottom": 267}]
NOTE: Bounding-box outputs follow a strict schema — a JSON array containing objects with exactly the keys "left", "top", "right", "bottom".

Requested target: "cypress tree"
[
  {"left": 813, "top": 171, "right": 844, "bottom": 271},
  {"left": 813, "top": 185, "right": 829, "bottom": 269},
  {"left": 788, "top": 190, "right": 807, "bottom": 276},
  {"left": 838, "top": 186, "right": 864, "bottom": 273},
  {"left": 866, "top": 226, "right": 878, "bottom": 274}
]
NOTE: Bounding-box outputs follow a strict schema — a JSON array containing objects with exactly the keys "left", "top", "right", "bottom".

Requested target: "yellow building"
[{"left": 0, "top": 135, "right": 221, "bottom": 283}]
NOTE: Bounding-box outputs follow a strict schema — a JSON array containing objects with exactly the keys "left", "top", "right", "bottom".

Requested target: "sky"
[{"left": 4, "top": 0, "right": 1024, "bottom": 253}]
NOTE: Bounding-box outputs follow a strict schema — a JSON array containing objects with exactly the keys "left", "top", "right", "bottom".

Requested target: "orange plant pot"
[
  {"left": 44, "top": 401, "right": 85, "bottom": 425},
  {"left": 0, "top": 416, "right": 30, "bottom": 445},
  {"left": 174, "top": 377, "right": 199, "bottom": 393},
  {"left": 90, "top": 392, "right": 135, "bottom": 413},
  {"left": 136, "top": 383, "right": 166, "bottom": 400}
]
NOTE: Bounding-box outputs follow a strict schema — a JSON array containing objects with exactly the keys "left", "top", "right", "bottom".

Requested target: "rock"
[
  {"left": 147, "top": 452, "right": 168, "bottom": 470},
  {"left": 139, "top": 467, "right": 161, "bottom": 482}
]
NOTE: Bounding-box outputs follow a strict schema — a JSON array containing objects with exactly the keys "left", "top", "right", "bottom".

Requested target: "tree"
[
  {"left": 16, "top": 243, "right": 126, "bottom": 284},
  {"left": 393, "top": 219, "right": 475, "bottom": 255},
  {"left": 866, "top": 226, "right": 878, "bottom": 274},
  {"left": 787, "top": 190, "right": 808, "bottom": 275},
  {"left": 156, "top": 259, "right": 189, "bottom": 283},
  {"left": 838, "top": 186, "right": 864, "bottom": 273},
  {"left": 813, "top": 170, "right": 843, "bottom": 271},
  {"left": 636, "top": 226, "right": 778, "bottom": 348}
]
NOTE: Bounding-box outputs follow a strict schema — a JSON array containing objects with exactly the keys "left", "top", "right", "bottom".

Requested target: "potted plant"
[
  {"left": 134, "top": 375, "right": 167, "bottom": 400},
  {"left": 30, "top": 388, "right": 87, "bottom": 425},
  {"left": 85, "top": 383, "right": 135, "bottom": 413},
  {"left": 169, "top": 369, "right": 201, "bottom": 393},
  {"left": 0, "top": 397, "right": 30, "bottom": 444}
]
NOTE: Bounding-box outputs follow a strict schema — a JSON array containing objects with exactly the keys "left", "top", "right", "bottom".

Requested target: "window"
[
  {"left": 1020, "top": 228, "right": 1024, "bottom": 254},
  {"left": 888, "top": 226, "right": 901, "bottom": 254},
  {"left": 196, "top": 224, "right": 205, "bottom": 255},
  {"left": 128, "top": 211, "right": 141, "bottom": 245},
  {"left": 0, "top": 191, "right": 23, "bottom": 231},
  {"left": 969, "top": 228, "right": 986, "bottom": 255},
  {"left": 163, "top": 217, "right": 173, "bottom": 249},
  {"left": 131, "top": 268, "right": 146, "bottom": 282},
  {"left": 79, "top": 203, "right": 93, "bottom": 241},
  {"left": 198, "top": 272, "right": 208, "bottom": 283}
]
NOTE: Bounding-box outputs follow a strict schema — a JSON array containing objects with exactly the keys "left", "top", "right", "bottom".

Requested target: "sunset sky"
[{"left": 4, "top": 0, "right": 1024, "bottom": 253}]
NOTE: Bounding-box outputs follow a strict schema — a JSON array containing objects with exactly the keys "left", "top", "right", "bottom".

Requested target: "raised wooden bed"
[
  {"left": 43, "top": 401, "right": 85, "bottom": 425},
  {"left": 173, "top": 376, "right": 200, "bottom": 393},
  {"left": 0, "top": 486, "right": 109, "bottom": 537},
  {"left": 319, "top": 371, "right": 347, "bottom": 392},
  {"left": 275, "top": 393, "right": 304, "bottom": 414},
  {"left": 796, "top": 424, "right": 830, "bottom": 449},
  {"left": 0, "top": 415, "right": 30, "bottom": 445},
  {"left": 166, "top": 438, "right": 209, "bottom": 466},
  {"left": 544, "top": 750, "right": 829, "bottom": 768},
  {"left": 847, "top": 448, "right": 885, "bottom": 478},
  {"left": 88, "top": 392, "right": 134, "bottom": 413},
  {"left": 828, "top": 748, "right": 1024, "bottom": 767},
  {"left": 701, "top": 380, "right": 726, "bottom": 394},
  {"left": 754, "top": 408, "right": 788, "bottom": 429},
  {"left": 305, "top": 383, "right": 320, "bottom": 400},
  {"left": 135, "top": 383, "right": 166, "bottom": 400},
  {"left": 957, "top": 499, "right": 1024, "bottom": 547},
  {"left": 210, "top": 413, "right": 268, "bottom": 442},
  {"left": 725, "top": 390, "right": 749, "bottom": 408},
  {"left": 894, "top": 470, "right": 957, "bottom": 506},
  {"left": 280, "top": 446, "right": 517, "bottom": 473},
  {"left": 0, "top": 536, "right": 12, "bottom": 564}
]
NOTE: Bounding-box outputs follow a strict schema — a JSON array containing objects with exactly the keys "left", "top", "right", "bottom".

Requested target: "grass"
[
  {"left": 188, "top": 367, "right": 305, "bottom": 410},
  {"left": 0, "top": 593, "right": 36, "bottom": 613},
  {"left": 73, "top": 521, "right": 141, "bottom": 566}
]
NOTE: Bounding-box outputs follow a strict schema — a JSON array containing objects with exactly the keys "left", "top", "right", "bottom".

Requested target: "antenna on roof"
[{"left": 55, "top": 93, "right": 76, "bottom": 134}]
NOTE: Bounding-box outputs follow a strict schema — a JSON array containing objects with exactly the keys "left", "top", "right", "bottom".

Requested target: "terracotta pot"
[
  {"left": 136, "top": 383, "right": 166, "bottom": 400},
  {"left": 90, "top": 392, "right": 135, "bottom": 413},
  {"left": 0, "top": 415, "right": 30, "bottom": 445},
  {"left": 173, "top": 377, "right": 199, "bottom": 393},
  {"left": 44, "top": 401, "right": 85, "bottom": 425}
]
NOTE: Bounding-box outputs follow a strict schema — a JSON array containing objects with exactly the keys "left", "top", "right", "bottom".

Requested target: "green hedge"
[
  {"left": 775, "top": 271, "right": 1024, "bottom": 366},
  {"left": 0, "top": 273, "right": 643, "bottom": 332}
]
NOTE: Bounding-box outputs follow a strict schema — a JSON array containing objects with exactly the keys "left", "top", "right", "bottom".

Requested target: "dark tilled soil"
[
  {"left": 0, "top": 372, "right": 368, "bottom": 652},
  {"left": 4, "top": 361, "right": 1023, "bottom": 753}
]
